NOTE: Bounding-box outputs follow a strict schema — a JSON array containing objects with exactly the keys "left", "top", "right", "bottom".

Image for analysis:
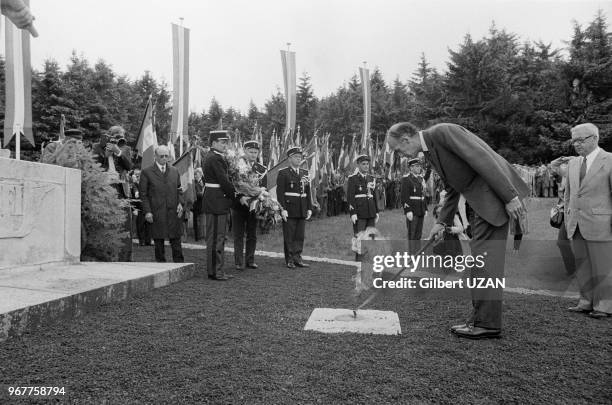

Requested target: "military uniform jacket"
[
  {"left": 233, "top": 160, "right": 268, "bottom": 211},
  {"left": 202, "top": 149, "right": 238, "bottom": 215},
  {"left": 401, "top": 174, "right": 427, "bottom": 216},
  {"left": 277, "top": 166, "right": 312, "bottom": 218},
  {"left": 347, "top": 172, "right": 378, "bottom": 218}
]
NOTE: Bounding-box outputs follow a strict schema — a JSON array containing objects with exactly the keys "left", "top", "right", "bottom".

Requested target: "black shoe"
[
  {"left": 452, "top": 325, "right": 502, "bottom": 339},
  {"left": 208, "top": 275, "right": 217, "bottom": 280},
  {"left": 294, "top": 261, "right": 309, "bottom": 268},
  {"left": 568, "top": 306, "right": 591, "bottom": 313},
  {"left": 287, "top": 262, "right": 296, "bottom": 269},
  {"left": 246, "top": 263, "right": 258, "bottom": 269},
  {"left": 589, "top": 310, "right": 610, "bottom": 319}
]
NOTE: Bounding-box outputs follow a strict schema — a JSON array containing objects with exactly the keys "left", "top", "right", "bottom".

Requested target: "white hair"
[
  {"left": 155, "top": 145, "right": 170, "bottom": 156},
  {"left": 571, "top": 123, "right": 599, "bottom": 140}
]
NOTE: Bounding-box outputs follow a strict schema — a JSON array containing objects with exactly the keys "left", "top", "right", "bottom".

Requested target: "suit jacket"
[
  {"left": 140, "top": 164, "right": 184, "bottom": 239},
  {"left": 422, "top": 123, "right": 529, "bottom": 227},
  {"left": 202, "top": 149, "right": 237, "bottom": 215},
  {"left": 564, "top": 149, "right": 612, "bottom": 241},
  {"left": 400, "top": 174, "right": 427, "bottom": 216},
  {"left": 346, "top": 172, "right": 378, "bottom": 219},
  {"left": 277, "top": 166, "right": 312, "bottom": 218}
]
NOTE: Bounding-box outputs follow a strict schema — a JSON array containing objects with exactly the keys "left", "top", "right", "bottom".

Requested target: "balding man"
[
  {"left": 387, "top": 122, "right": 529, "bottom": 339},
  {"left": 140, "top": 145, "right": 185, "bottom": 263},
  {"left": 564, "top": 123, "right": 612, "bottom": 318}
]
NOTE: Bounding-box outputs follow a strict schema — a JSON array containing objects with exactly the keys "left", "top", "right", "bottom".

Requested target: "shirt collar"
[
  {"left": 585, "top": 146, "right": 600, "bottom": 163},
  {"left": 418, "top": 131, "right": 428, "bottom": 152},
  {"left": 156, "top": 162, "right": 166, "bottom": 172}
]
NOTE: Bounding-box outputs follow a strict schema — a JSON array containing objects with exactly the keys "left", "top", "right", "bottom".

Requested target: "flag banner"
[
  {"left": 173, "top": 148, "right": 195, "bottom": 208},
  {"left": 4, "top": 10, "right": 34, "bottom": 148},
  {"left": 58, "top": 114, "right": 66, "bottom": 142},
  {"left": 280, "top": 50, "right": 296, "bottom": 140},
  {"left": 171, "top": 23, "right": 190, "bottom": 145},
  {"left": 359, "top": 67, "right": 371, "bottom": 153},
  {"left": 136, "top": 96, "right": 158, "bottom": 169}
]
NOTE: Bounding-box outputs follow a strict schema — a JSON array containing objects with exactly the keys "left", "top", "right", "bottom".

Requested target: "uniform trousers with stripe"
[
  {"left": 406, "top": 215, "right": 425, "bottom": 254},
  {"left": 205, "top": 213, "right": 228, "bottom": 276}
]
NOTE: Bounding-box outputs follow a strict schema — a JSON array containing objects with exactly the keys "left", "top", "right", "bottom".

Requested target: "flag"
[
  {"left": 167, "top": 139, "right": 176, "bottom": 162},
  {"left": 295, "top": 125, "right": 301, "bottom": 147},
  {"left": 171, "top": 23, "right": 190, "bottom": 145},
  {"left": 4, "top": 7, "right": 34, "bottom": 149},
  {"left": 173, "top": 149, "right": 195, "bottom": 208},
  {"left": 136, "top": 96, "right": 158, "bottom": 169},
  {"left": 58, "top": 114, "right": 66, "bottom": 142},
  {"left": 280, "top": 50, "right": 296, "bottom": 138},
  {"left": 359, "top": 66, "right": 371, "bottom": 153}
]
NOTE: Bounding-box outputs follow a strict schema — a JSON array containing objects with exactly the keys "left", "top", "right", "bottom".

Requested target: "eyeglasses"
[
  {"left": 571, "top": 135, "right": 595, "bottom": 145},
  {"left": 158, "top": 154, "right": 169, "bottom": 158}
]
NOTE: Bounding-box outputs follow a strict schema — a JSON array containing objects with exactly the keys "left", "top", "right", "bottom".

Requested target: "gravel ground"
[{"left": 0, "top": 245, "right": 610, "bottom": 404}]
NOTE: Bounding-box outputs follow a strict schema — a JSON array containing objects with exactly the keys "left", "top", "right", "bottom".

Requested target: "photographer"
[{"left": 92, "top": 126, "right": 133, "bottom": 198}]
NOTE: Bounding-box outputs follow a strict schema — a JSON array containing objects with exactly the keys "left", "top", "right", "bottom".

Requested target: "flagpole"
[{"left": 179, "top": 17, "right": 184, "bottom": 157}]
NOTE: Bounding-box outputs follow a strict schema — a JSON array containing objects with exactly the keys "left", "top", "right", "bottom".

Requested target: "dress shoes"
[
  {"left": 246, "top": 263, "right": 258, "bottom": 269},
  {"left": 452, "top": 325, "right": 501, "bottom": 339},
  {"left": 208, "top": 274, "right": 234, "bottom": 281},
  {"left": 567, "top": 306, "right": 591, "bottom": 313},
  {"left": 588, "top": 310, "right": 610, "bottom": 319},
  {"left": 287, "top": 262, "right": 296, "bottom": 269},
  {"left": 294, "top": 261, "right": 310, "bottom": 268},
  {"left": 450, "top": 323, "right": 472, "bottom": 332}
]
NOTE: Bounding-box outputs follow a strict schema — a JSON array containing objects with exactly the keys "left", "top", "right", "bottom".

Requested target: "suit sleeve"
[
  {"left": 441, "top": 126, "right": 519, "bottom": 203},
  {"left": 439, "top": 185, "right": 460, "bottom": 226},
  {"left": 211, "top": 157, "right": 237, "bottom": 199},
  {"left": 277, "top": 170, "right": 287, "bottom": 210},
  {"left": 140, "top": 170, "right": 152, "bottom": 215},
  {"left": 401, "top": 178, "right": 411, "bottom": 214},
  {"left": 347, "top": 176, "right": 356, "bottom": 216}
]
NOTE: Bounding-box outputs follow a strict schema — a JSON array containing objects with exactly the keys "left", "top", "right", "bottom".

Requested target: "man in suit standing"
[
  {"left": 387, "top": 122, "right": 528, "bottom": 339},
  {"left": 347, "top": 154, "right": 379, "bottom": 261},
  {"left": 564, "top": 123, "right": 612, "bottom": 318},
  {"left": 278, "top": 147, "right": 313, "bottom": 268},
  {"left": 401, "top": 158, "right": 428, "bottom": 254},
  {"left": 231, "top": 140, "right": 267, "bottom": 271},
  {"left": 140, "top": 145, "right": 184, "bottom": 263},
  {"left": 203, "top": 130, "right": 249, "bottom": 281}
]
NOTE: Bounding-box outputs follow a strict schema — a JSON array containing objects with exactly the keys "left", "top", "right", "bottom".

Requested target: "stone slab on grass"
[
  {"left": 304, "top": 308, "right": 401, "bottom": 335},
  {"left": 0, "top": 261, "right": 196, "bottom": 342}
]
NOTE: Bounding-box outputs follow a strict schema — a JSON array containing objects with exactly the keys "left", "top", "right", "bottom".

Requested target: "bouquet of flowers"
[{"left": 225, "top": 149, "right": 282, "bottom": 225}]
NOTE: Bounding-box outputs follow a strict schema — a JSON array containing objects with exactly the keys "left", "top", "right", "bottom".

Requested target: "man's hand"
[
  {"left": 1, "top": 0, "right": 37, "bottom": 37},
  {"left": 145, "top": 213, "right": 153, "bottom": 223},
  {"left": 428, "top": 223, "right": 445, "bottom": 241},
  {"left": 351, "top": 214, "right": 357, "bottom": 224},
  {"left": 375, "top": 213, "right": 379, "bottom": 223},
  {"left": 106, "top": 143, "right": 121, "bottom": 155},
  {"left": 281, "top": 210, "right": 288, "bottom": 222},
  {"left": 306, "top": 210, "right": 312, "bottom": 220},
  {"left": 406, "top": 211, "right": 414, "bottom": 221},
  {"left": 505, "top": 197, "right": 525, "bottom": 221},
  {"left": 240, "top": 196, "right": 249, "bottom": 206},
  {"left": 177, "top": 203, "right": 183, "bottom": 218}
]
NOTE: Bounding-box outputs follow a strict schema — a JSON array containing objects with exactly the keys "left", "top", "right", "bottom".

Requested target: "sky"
[{"left": 19, "top": 0, "right": 612, "bottom": 113}]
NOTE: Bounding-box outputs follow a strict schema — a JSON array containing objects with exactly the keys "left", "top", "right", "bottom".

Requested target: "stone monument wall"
[{"left": 0, "top": 157, "right": 81, "bottom": 270}]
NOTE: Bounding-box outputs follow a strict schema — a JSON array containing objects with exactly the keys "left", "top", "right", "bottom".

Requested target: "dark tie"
[{"left": 579, "top": 157, "right": 586, "bottom": 185}]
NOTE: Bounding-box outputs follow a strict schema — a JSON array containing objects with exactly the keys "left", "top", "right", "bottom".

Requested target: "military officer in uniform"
[
  {"left": 277, "top": 147, "right": 312, "bottom": 268},
  {"left": 347, "top": 154, "right": 379, "bottom": 260},
  {"left": 203, "top": 130, "right": 249, "bottom": 281},
  {"left": 232, "top": 140, "right": 267, "bottom": 271},
  {"left": 401, "top": 158, "right": 428, "bottom": 253}
]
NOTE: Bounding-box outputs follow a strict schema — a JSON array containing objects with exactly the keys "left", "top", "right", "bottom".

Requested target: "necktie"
[
  {"left": 161, "top": 166, "right": 166, "bottom": 174},
  {"left": 579, "top": 157, "right": 586, "bottom": 185}
]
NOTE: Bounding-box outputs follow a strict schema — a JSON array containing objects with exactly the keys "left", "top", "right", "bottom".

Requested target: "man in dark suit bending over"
[{"left": 387, "top": 122, "right": 528, "bottom": 339}]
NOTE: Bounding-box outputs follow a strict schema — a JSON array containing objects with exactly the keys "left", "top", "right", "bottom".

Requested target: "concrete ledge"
[{"left": 0, "top": 261, "right": 196, "bottom": 342}]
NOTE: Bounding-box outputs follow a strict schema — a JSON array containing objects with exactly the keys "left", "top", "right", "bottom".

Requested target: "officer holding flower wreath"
[{"left": 231, "top": 140, "right": 267, "bottom": 271}]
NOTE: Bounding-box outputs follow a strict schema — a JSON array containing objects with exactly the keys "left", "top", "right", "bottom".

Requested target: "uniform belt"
[
  {"left": 205, "top": 183, "right": 220, "bottom": 188},
  {"left": 354, "top": 194, "right": 372, "bottom": 198},
  {"left": 285, "top": 192, "right": 307, "bottom": 197},
  {"left": 409, "top": 196, "right": 425, "bottom": 200}
]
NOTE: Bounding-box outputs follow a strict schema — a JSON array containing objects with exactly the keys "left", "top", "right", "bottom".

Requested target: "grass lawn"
[{"left": 0, "top": 246, "right": 610, "bottom": 404}]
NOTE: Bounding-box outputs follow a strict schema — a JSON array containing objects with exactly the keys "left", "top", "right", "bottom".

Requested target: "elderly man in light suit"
[{"left": 564, "top": 123, "right": 612, "bottom": 319}]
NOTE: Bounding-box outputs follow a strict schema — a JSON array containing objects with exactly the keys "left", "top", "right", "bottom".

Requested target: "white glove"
[
  {"left": 281, "top": 210, "right": 288, "bottom": 222},
  {"left": 351, "top": 214, "right": 358, "bottom": 224},
  {"left": 306, "top": 210, "right": 312, "bottom": 220},
  {"left": 375, "top": 213, "right": 379, "bottom": 223},
  {"left": 406, "top": 212, "right": 414, "bottom": 221}
]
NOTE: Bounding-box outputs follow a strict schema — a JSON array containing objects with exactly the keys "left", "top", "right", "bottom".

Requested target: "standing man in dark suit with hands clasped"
[
  {"left": 387, "top": 122, "right": 529, "bottom": 339},
  {"left": 140, "top": 145, "right": 185, "bottom": 263}
]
